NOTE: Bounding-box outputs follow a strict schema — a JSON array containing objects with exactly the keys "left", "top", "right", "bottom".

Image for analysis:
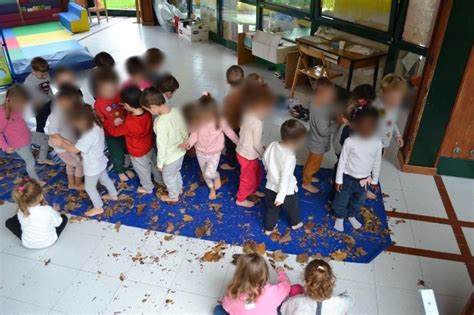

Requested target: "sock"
[
  {"left": 334, "top": 218, "right": 344, "bottom": 232},
  {"left": 348, "top": 217, "right": 362, "bottom": 229}
]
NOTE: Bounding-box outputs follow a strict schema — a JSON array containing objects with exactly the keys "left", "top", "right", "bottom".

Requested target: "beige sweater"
[{"left": 236, "top": 112, "right": 264, "bottom": 160}]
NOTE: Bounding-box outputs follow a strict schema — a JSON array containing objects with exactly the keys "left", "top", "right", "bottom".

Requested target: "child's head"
[
  {"left": 182, "top": 102, "right": 200, "bottom": 132},
  {"left": 156, "top": 74, "right": 179, "bottom": 99},
  {"left": 144, "top": 48, "right": 165, "bottom": 71},
  {"left": 140, "top": 86, "right": 167, "bottom": 115},
  {"left": 4, "top": 84, "right": 29, "bottom": 119},
  {"left": 280, "top": 119, "right": 307, "bottom": 150},
  {"left": 30, "top": 57, "right": 49, "bottom": 79},
  {"left": 121, "top": 85, "right": 142, "bottom": 113},
  {"left": 350, "top": 103, "right": 379, "bottom": 138},
  {"left": 94, "top": 51, "right": 115, "bottom": 68},
  {"left": 53, "top": 66, "right": 76, "bottom": 87},
  {"left": 242, "top": 83, "right": 275, "bottom": 119},
  {"left": 246, "top": 73, "right": 265, "bottom": 85},
  {"left": 304, "top": 259, "right": 335, "bottom": 302},
  {"left": 125, "top": 56, "right": 147, "bottom": 82},
  {"left": 68, "top": 104, "right": 101, "bottom": 132},
  {"left": 226, "top": 253, "right": 269, "bottom": 303},
  {"left": 351, "top": 84, "right": 376, "bottom": 104},
  {"left": 55, "top": 83, "right": 83, "bottom": 111},
  {"left": 226, "top": 65, "right": 244, "bottom": 87},
  {"left": 380, "top": 74, "right": 407, "bottom": 109},
  {"left": 197, "top": 92, "right": 220, "bottom": 127},
  {"left": 312, "top": 77, "right": 335, "bottom": 106},
  {"left": 94, "top": 68, "right": 119, "bottom": 99},
  {"left": 12, "top": 179, "right": 44, "bottom": 217}
]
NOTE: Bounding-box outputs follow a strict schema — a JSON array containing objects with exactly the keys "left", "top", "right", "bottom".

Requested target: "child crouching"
[{"left": 262, "top": 119, "right": 306, "bottom": 234}]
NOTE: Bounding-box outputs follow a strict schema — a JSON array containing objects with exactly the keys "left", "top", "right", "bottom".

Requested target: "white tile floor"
[{"left": 1, "top": 18, "right": 473, "bottom": 314}]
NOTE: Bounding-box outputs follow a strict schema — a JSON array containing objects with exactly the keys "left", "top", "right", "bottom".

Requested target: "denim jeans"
[
  {"left": 333, "top": 174, "right": 367, "bottom": 218},
  {"left": 213, "top": 305, "right": 228, "bottom": 315}
]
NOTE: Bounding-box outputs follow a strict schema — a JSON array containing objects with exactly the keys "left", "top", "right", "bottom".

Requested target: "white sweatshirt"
[
  {"left": 335, "top": 135, "right": 382, "bottom": 185},
  {"left": 17, "top": 205, "right": 63, "bottom": 249},
  {"left": 373, "top": 97, "right": 401, "bottom": 148},
  {"left": 262, "top": 141, "right": 298, "bottom": 204},
  {"left": 281, "top": 293, "right": 354, "bottom": 315}
]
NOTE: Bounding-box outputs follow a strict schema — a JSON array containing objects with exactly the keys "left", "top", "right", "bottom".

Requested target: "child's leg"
[
  {"left": 150, "top": 150, "right": 164, "bottom": 185},
  {"left": 236, "top": 154, "right": 258, "bottom": 204},
  {"left": 332, "top": 177, "right": 355, "bottom": 232},
  {"left": 302, "top": 153, "right": 323, "bottom": 192},
  {"left": 253, "top": 162, "right": 263, "bottom": 195},
  {"left": 35, "top": 101, "right": 51, "bottom": 133},
  {"left": 347, "top": 185, "right": 366, "bottom": 229},
  {"left": 58, "top": 152, "right": 82, "bottom": 188},
  {"left": 222, "top": 131, "right": 238, "bottom": 169},
  {"left": 130, "top": 154, "right": 154, "bottom": 193},
  {"left": 15, "top": 144, "right": 39, "bottom": 180},
  {"left": 196, "top": 154, "right": 214, "bottom": 188},
  {"left": 105, "top": 136, "right": 126, "bottom": 177},
  {"left": 162, "top": 156, "right": 183, "bottom": 200},
  {"left": 84, "top": 174, "right": 103, "bottom": 209},
  {"left": 264, "top": 189, "right": 280, "bottom": 232},
  {"left": 55, "top": 214, "right": 68, "bottom": 237},
  {"left": 282, "top": 193, "right": 302, "bottom": 228},
  {"left": 31, "top": 132, "right": 51, "bottom": 163},
  {"left": 5, "top": 214, "right": 22, "bottom": 240},
  {"left": 98, "top": 170, "right": 118, "bottom": 198}
]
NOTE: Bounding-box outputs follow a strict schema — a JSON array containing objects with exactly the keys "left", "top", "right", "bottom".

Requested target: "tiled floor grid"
[{"left": 1, "top": 18, "right": 472, "bottom": 314}]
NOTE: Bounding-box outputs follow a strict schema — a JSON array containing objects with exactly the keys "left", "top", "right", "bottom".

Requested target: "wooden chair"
[
  {"left": 88, "top": 0, "right": 108, "bottom": 24},
  {"left": 290, "top": 42, "right": 342, "bottom": 98}
]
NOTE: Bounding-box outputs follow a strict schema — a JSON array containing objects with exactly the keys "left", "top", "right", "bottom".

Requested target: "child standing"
[
  {"left": 333, "top": 105, "right": 382, "bottom": 232},
  {"left": 141, "top": 87, "right": 187, "bottom": 202},
  {"left": 104, "top": 86, "right": 162, "bottom": 194},
  {"left": 51, "top": 106, "right": 118, "bottom": 217},
  {"left": 235, "top": 84, "right": 275, "bottom": 208},
  {"left": 5, "top": 179, "right": 68, "bottom": 249},
  {"left": 221, "top": 65, "right": 245, "bottom": 170},
  {"left": 262, "top": 119, "right": 306, "bottom": 234},
  {"left": 156, "top": 74, "right": 179, "bottom": 101},
  {"left": 216, "top": 253, "right": 291, "bottom": 315},
  {"left": 53, "top": 66, "right": 83, "bottom": 96},
  {"left": 123, "top": 56, "right": 152, "bottom": 91},
  {"left": 183, "top": 93, "right": 239, "bottom": 200},
  {"left": 24, "top": 57, "right": 53, "bottom": 133},
  {"left": 281, "top": 259, "right": 353, "bottom": 315},
  {"left": 302, "top": 78, "right": 339, "bottom": 193},
  {"left": 93, "top": 68, "right": 134, "bottom": 182},
  {"left": 144, "top": 48, "right": 165, "bottom": 83},
  {"left": 47, "top": 84, "right": 84, "bottom": 190},
  {"left": 89, "top": 51, "right": 116, "bottom": 99},
  {"left": 0, "top": 85, "right": 53, "bottom": 184}
]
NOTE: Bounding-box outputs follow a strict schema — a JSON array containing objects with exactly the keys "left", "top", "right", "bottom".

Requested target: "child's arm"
[
  {"left": 251, "top": 121, "right": 265, "bottom": 157},
  {"left": 103, "top": 119, "right": 129, "bottom": 138},
  {"left": 275, "top": 155, "right": 296, "bottom": 205},
  {"left": 221, "top": 119, "right": 239, "bottom": 145},
  {"left": 155, "top": 124, "right": 168, "bottom": 169},
  {"left": 48, "top": 205, "right": 63, "bottom": 227},
  {"left": 51, "top": 134, "right": 80, "bottom": 154},
  {"left": 314, "top": 114, "right": 339, "bottom": 137},
  {"left": 335, "top": 140, "right": 351, "bottom": 188},
  {"left": 393, "top": 124, "right": 404, "bottom": 147},
  {"left": 184, "top": 131, "right": 198, "bottom": 149},
  {"left": 270, "top": 268, "right": 292, "bottom": 303},
  {"left": 371, "top": 143, "right": 382, "bottom": 185},
  {"left": 0, "top": 115, "right": 14, "bottom": 153}
]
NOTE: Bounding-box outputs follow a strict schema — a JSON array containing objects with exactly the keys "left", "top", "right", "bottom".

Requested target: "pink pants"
[
  {"left": 236, "top": 153, "right": 262, "bottom": 202},
  {"left": 58, "top": 151, "right": 84, "bottom": 177},
  {"left": 196, "top": 152, "right": 221, "bottom": 188}
]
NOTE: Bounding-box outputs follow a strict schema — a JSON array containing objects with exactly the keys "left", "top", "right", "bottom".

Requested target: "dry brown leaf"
[
  {"left": 256, "top": 243, "right": 266, "bottom": 255},
  {"left": 279, "top": 229, "right": 292, "bottom": 244},
  {"left": 330, "top": 250, "right": 348, "bottom": 261},
  {"left": 119, "top": 273, "right": 125, "bottom": 281},
  {"left": 136, "top": 204, "right": 145, "bottom": 216},
  {"left": 166, "top": 222, "right": 175, "bottom": 233},
  {"left": 303, "top": 221, "right": 315, "bottom": 233},
  {"left": 296, "top": 253, "right": 309, "bottom": 264},
  {"left": 114, "top": 221, "right": 121, "bottom": 232},
  {"left": 151, "top": 215, "right": 158, "bottom": 223},
  {"left": 269, "top": 231, "right": 281, "bottom": 242},
  {"left": 355, "top": 247, "right": 367, "bottom": 257},
  {"left": 183, "top": 214, "right": 193, "bottom": 222},
  {"left": 270, "top": 250, "right": 288, "bottom": 262},
  {"left": 164, "top": 235, "right": 174, "bottom": 241}
]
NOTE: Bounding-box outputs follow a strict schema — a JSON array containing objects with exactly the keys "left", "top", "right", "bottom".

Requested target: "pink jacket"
[
  {"left": 0, "top": 105, "right": 31, "bottom": 151},
  {"left": 222, "top": 270, "right": 291, "bottom": 315},
  {"left": 187, "top": 119, "right": 239, "bottom": 156}
]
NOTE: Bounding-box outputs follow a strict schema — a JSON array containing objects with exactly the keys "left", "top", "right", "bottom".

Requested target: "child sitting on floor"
[
  {"left": 182, "top": 92, "right": 239, "bottom": 200},
  {"left": 0, "top": 85, "right": 52, "bottom": 185},
  {"left": 215, "top": 253, "right": 291, "bottom": 315},
  {"left": 93, "top": 68, "right": 134, "bottom": 182},
  {"left": 47, "top": 84, "right": 84, "bottom": 190},
  {"left": 51, "top": 106, "right": 118, "bottom": 217},
  {"left": 302, "top": 77, "right": 339, "bottom": 194},
  {"left": 262, "top": 119, "right": 306, "bottom": 234},
  {"left": 141, "top": 87, "right": 187, "bottom": 202},
  {"left": 333, "top": 105, "right": 382, "bottom": 232},
  {"left": 123, "top": 56, "right": 152, "bottom": 91},
  {"left": 144, "top": 48, "right": 165, "bottom": 83},
  {"left": 156, "top": 74, "right": 179, "bottom": 101},
  {"left": 235, "top": 83, "right": 275, "bottom": 208},
  {"left": 281, "top": 259, "right": 353, "bottom": 315},
  {"left": 5, "top": 179, "right": 68, "bottom": 249},
  {"left": 221, "top": 65, "right": 245, "bottom": 170},
  {"left": 104, "top": 85, "right": 163, "bottom": 194}
]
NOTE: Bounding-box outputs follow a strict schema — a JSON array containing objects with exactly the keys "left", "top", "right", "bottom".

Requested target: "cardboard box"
[
  {"left": 179, "top": 21, "right": 209, "bottom": 42},
  {"left": 251, "top": 30, "right": 297, "bottom": 64}
]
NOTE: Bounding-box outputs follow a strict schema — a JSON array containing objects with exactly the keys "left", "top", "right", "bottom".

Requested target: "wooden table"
[{"left": 292, "top": 36, "right": 387, "bottom": 90}]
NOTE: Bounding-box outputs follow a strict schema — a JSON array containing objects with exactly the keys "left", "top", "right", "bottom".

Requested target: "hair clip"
[
  {"left": 201, "top": 90, "right": 209, "bottom": 96},
  {"left": 317, "top": 265, "right": 325, "bottom": 271},
  {"left": 358, "top": 98, "right": 369, "bottom": 106},
  {"left": 17, "top": 185, "right": 24, "bottom": 192}
]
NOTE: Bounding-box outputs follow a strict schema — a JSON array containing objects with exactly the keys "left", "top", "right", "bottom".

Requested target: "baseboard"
[{"left": 397, "top": 151, "right": 438, "bottom": 176}]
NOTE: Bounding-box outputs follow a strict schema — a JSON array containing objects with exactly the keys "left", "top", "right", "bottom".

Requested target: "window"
[
  {"left": 222, "top": 1, "right": 257, "bottom": 42},
  {"left": 265, "top": 0, "right": 312, "bottom": 12},
  {"left": 108, "top": 0, "right": 135, "bottom": 10},
  {"left": 193, "top": 0, "right": 218, "bottom": 33},
  {"left": 262, "top": 9, "right": 311, "bottom": 41},
  {"left": 321, "top": 0, "right": 391, "bottom": 31},
  {"left": 402, "top": 0, "right": 440, "bottom": 47}
]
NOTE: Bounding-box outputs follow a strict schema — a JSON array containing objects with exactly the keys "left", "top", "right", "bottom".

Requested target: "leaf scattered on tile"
[
  {"left": 166, "top": 222, "right": 175, "bottom": 233},
  {"left": 296, "top": 253, "right": 309, "bottom": 264},
  {"left": 114, "top": 221, "right": 121, "bottom": 232},
  {"left": 268, "top": 250, "right": 288, "bottom": 262},
  {"left": 44, "top": 258, "right": 51, "bottom": 266},
  {"left": 119, "top": 273, "right": 125, "bottom": 281},
  {"left": 330, "top": 250, "right": 347, "bottom": 261},
  {"left": 164, "top": 235, "right": 174, "bottom": 241}
]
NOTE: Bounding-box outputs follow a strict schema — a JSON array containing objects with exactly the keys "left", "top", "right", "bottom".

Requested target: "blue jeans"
[
  {"left": 333, "top": 174, "right": 367, "bottom": 218},
  {"left": 214, "top": 305, "right": 229, "bottom": 315}
]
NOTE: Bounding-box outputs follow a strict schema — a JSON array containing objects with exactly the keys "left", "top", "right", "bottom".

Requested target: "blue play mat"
[{"left": 0, "top": 154, "right": 392, "bottom": 263}]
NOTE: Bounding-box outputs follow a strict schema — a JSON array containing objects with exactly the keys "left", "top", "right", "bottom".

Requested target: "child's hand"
[
  {"left": 335, "top": 183, "right": 343, "bottom": 192},
  {"left": 370, "top": 184, "right": 379, "bottom": 191},
  {"left": 179, "top": 143, "right": 190, "bottom": 150},
  {"left": 5, "top": 147, "right": 15, "bottom": 154},
  {"left": 50, "top": 134, "right": 64, "bottom": 146},
  {"left": 114, "top": 117, "right": 124, "bottom": 126},
  {"left": 396, "top": 136, "right": 404, "bottom": 148},
  {"left": 336, "top": 114, "right": 345, "bottom": 125},
  {"left": 53, "top": 203, "right": 61, "bottom": 212},
  {"left": 274, "top": 201, "right": 283, "bottom": 207}
]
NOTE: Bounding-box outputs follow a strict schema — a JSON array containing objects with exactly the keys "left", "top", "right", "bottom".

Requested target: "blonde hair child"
[{"left": 5, "top": 179, "right": 67, "bottom": 249}]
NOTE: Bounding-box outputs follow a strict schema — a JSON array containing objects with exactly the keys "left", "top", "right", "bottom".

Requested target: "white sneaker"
[
  {"left": 334, "top": 218, "right": 344, "bottom": 232},
  {"left": 348, "top": 217, "right": 362, "bottom": 230}
]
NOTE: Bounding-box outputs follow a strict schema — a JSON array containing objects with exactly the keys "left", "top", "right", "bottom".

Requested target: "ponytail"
[
  {"left": 12, "top": 179, "right": 43, "bottom": 217},
  {"left": 198, "top": 91, "right": 220, "bottom": 129}
]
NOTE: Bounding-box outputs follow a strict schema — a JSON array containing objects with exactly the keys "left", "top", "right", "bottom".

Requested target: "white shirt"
[
  {"left": 17, "top": 205, "right": 63, "bottom": 249},
  {"left": 373, "top": 97, "right": 401, "bottom": 148},
  {"left": 75, "top": 124, "right": 108, "bottom": 176},
  {"left": 281, "top": 293, "right": 354, "bottom": 315},
  {"left": 46, "top": 105, "right": 77, "bottom": 154},
  {"left": 336, "top": 135, "right": 382, "bottom": 185},
  {"left": 262, "top": 141, "right": 298, "bottom": 204}
]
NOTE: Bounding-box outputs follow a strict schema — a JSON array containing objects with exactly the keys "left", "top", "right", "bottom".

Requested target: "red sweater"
[
  {"left": 103, "top": 112, "right": 154, "bottom": 157},
  {"left": 94, "top": 94, "right": 127, "bottom": 136}
]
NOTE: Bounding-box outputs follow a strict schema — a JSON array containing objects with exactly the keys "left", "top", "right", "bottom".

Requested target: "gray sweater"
[
  {"left": 308, "top": 104, "right": 339, "bottom": 154},
  {"left": 24, "top": 73, "right": 52, "bottom": 106}
]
